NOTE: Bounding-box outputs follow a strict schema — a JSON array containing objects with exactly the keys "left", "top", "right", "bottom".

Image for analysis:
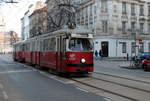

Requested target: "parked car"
[
  {"left": 142, "top": 58, "right": 150, "bottom": 71},
  {"left": 131, "top": 52, "right": 150, "bottom": 60}
]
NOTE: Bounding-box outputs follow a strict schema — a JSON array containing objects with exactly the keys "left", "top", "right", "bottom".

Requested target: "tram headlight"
[{"left": 81, "top": 58, "right": 86, "bottom": 63}]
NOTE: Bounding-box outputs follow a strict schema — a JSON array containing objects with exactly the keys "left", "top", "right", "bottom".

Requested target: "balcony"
[
  {"left": 130, "top": 16, "right": 137, "bottom": 22},
  {"left": 139, "top": 18, "right": 146, "bottom": 22}
]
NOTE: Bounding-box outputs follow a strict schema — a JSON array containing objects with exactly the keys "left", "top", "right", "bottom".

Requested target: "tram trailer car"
[{"left": 13, "top": 28, "right": 94, "bottom": 74}]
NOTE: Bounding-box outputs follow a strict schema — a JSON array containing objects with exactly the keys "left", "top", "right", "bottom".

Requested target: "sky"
[{"left": 0, "top": 0, "right": 45, "bottom": 36}]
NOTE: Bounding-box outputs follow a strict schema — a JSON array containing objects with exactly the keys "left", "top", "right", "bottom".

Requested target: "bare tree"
[{"left": 47, "top": 0, "right": 77, "bottom": 32}]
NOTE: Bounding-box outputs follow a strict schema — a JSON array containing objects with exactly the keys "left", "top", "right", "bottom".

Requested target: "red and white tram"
[{"left": 13, "top": 28, "right": 94, "bottom": 74}]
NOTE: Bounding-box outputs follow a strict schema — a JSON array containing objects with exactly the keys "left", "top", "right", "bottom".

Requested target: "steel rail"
[
  {"left": 90, "top": 76, "right": 150, "bottom": 94},
  {"left": 94, "top": 72, "right": 150, "bottom": 84},
  {"left": 70, "top": 78, "right": 138, "bottom": 101}
]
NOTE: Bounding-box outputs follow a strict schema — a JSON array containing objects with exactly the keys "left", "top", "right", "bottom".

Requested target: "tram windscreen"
[{"left": 69, "top": 38, "right": 93, "bottom": 51}]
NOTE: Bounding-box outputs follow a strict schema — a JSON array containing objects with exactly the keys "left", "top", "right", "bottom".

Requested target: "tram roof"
[
  {"left": 13, "top": 27, "right": 93, "bottom": 45},
  {"left": 42, "top": 27, "right": 93, "bottom": 37}
]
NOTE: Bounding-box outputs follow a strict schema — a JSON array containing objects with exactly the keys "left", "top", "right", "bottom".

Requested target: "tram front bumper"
[{"left": 66, "top": 64, "right": 94, "bottom": 73}]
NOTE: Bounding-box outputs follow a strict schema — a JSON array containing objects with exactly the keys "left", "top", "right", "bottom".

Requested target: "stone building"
[
  {"left": 21, "top": 1, "right": 47, "bottom": 39},
  {"left": 0, "top": 32, "right": 20, "bottom": 53},
  {"left": 29, "top": 2, "right": 47, "bottom": 37},
  {"left": 75, "top": 0, "right": 150, "bottom": 58}
]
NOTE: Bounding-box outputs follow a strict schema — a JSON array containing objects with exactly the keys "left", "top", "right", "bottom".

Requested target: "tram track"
[
  {"left": 94, "top": 72, "right": 150, "bottom": 84},
  {"left": 92, "top": 72, "right": 150, "bottom": 93},
  {"left": 91, "top": 76, "right": 150, "bottom": 93},
  {"left": 70, "top": 78, "right": 139, "bottom": 101},
  {"left": 70, "top": 73, "right": 150, "bottom": 101}
]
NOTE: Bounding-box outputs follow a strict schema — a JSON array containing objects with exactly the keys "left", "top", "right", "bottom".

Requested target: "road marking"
[
  {"left": 2, "top": 91, "right": 8, "bottom": 100},
  {"left": 65, "top": 81, "right": 74, "bottom": 84},
  {"left": 76, "top": 87, "right": 89, "bottom": 93},
  {"left": 0, "top": 70, "right": 34, "bottom": 74},
  {"left": 51, "top": 77, "right": 68, "bottom": 84},
  {"left": 104, "top": 98, "right": 112, "bottom": 101}
]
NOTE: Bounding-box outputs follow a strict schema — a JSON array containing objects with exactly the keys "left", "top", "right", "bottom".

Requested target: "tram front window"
[{"left": 69, "top": 38, "right": 93, "bottom": 51}]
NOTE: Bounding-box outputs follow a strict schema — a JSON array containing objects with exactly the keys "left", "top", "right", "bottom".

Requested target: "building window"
[
  {"left": 94, "top": 5, "right": 97, "bottom": 15},
  {"left": 139, "top": 43, "right": 144, "bottom": 53},
  {"left": 90, "top": 4, "right": 93, "bottom": 16},
  {"left": 101, "top": 0, "right": 107, "bottom": 13},
  {"left": 113, "top": 5, "right": 117, "bottom": 13},
  {"left": 131, "top": 3, "right": 135, "bottom": 15},
  {"left": 131, "top": 42, "right": 136, "bottom": 53},
  {"left": 122, "top": 42, "right": 126, "bottom": 53},
  {"left": 76, "top": 12, "right": 80, "bottom": 25},
  {"left": 148, "top": 6, "right": 150, "bottom": 16},
  {"left": 122, "top": 21, "right": 126, "bottom": 34},
  {"left": 140, "top": 23, "right": 144, "bottom": 33},
  {"left": 131, "top": 22, "right": 136, "bottom": 32},
  {"left": 148, "top": 43, "right": 150, "bottom": 52},
  {"left": 102, "top": 21, "right": 108, "bottom": 33},
  {"left": 122, "top": 2, "right": 127, "bottom": 14},
  {"left": 148, "top": 24, "right": 150, "bottom": 34},
  {"left": 89, "top": 4, "right": 93, "bottom": 26},
  {"left": 81, "top": 9, "right": 84, "bottom": 25},
  {"left": 139, "top": 5, "right": 144, "bottom": 16},
  {"left": 85, "top": 7, "right": 88, "bottom": 27}
]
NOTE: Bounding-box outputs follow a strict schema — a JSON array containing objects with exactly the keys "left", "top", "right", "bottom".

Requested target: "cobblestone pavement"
[{"left": 94, "top": 59, "right": 150, "bottom": 80}]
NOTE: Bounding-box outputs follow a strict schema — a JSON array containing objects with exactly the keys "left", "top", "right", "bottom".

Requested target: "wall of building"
[
  {"left": 0, "top": 32, "right": 20, "bottom": 53},
  {"left": 21, "top": 1, "right": 47, "bottom": 40},
  {"left": 76, "top": 0, "right": 150, "bottom": 58}
]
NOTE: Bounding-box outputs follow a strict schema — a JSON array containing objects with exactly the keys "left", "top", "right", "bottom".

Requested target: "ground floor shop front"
[{"left": 94, "top": 37, "right": 150, "bottom": 58}]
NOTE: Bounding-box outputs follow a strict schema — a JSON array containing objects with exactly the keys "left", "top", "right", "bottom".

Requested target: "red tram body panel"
[
  {"left": 13, "top": 28, "right": 94, "bottom": 74},
  {"left": 66, "top": 52, "right": 93, "bottom": 72}
]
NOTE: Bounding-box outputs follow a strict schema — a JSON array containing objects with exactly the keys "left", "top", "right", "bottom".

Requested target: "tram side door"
[
  {"left": 56, "top": 37, "right": 62, "bottom": 71},
  {"left": 56, "top": 36, "right": 66, "bottom": 72}
]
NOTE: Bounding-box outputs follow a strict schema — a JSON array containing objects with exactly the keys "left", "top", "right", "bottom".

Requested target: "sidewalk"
[{"left": 95, "top": 57, "right": 129, "bottom": 61}]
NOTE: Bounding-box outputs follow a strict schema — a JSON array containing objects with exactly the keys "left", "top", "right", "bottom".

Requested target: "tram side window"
[
  {"left": 25, "top": 44, "right": 27, "bottom": 52},
  {"left": 32, "top": 41, "right": 35, "bottom": 52},
  {"left": 40, "top": 41, "right": 43, "bottom": 51},
  {"left": 26, "top": 43, "right": 30, "bottom": 52},
  {"left": 22, "top": 44, "right": 25, "bottom": 51},
  {"left": 43, "top": 38, "right": 56, "bottom": 52},
  {"left": 49, "top": 38, "right": 56, "bottom": 51},
  {"left": 63, "top": 38, "right": 66, "bottom": 53},
  {"left": 43, "top": 40, "right": 45, "bottom": 51},
  {"left": 43, "top": 39, "right": 49, "bottom": 51}
]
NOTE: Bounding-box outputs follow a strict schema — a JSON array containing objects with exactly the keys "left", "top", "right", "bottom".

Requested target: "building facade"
[
  {"left": 76, "top": 0, "right": 150, "bottom": 58},
  {"left": 0, "top": 32, "right": 20, "bottom": 53},
  {"left": 21, "top": 1, "right": 47, "bottom": 40},
  {"left": 21, "top": 4, "right": 34, "bottom": 40},
  {"left": 29, "top": 5, "right": 48, "bottom": 37}
]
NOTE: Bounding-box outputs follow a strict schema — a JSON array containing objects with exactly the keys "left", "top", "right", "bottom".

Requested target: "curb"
[{"left": 119, "top": 65, "right": 141, "bottom": 69}]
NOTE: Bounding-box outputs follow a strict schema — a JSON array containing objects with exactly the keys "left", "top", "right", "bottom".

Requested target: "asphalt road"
[
  {"left": 94, "top": 60, "right": 150, "bottom": 80},
  {"left": 0, "top": 54, "right": 106, "bottom": 101}
]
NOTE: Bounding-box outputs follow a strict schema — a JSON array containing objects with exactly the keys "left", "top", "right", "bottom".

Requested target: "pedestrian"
[
  {"left": 95, "top": 50, "right": 98, "bottom": 60},
  {"left": 99, "top": 50, "right": 102, "bottom": 60}
]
